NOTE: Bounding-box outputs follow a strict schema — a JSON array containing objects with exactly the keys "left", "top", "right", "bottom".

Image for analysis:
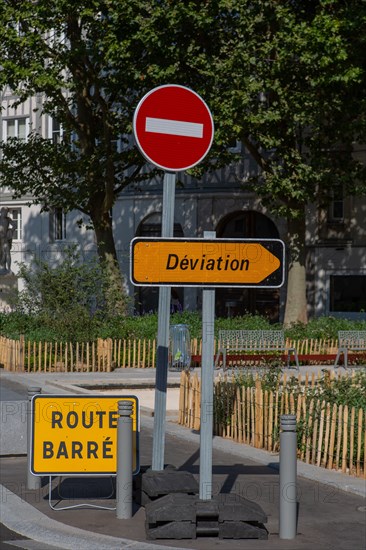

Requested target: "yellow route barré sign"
[
  {"left": 130, "top": 238, "right": 284, "bottom": 287},
  {"left": 31, "top": 395, "right": 139, "bottom": 475}
]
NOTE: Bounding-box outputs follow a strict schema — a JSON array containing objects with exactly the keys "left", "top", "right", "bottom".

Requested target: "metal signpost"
[
  {"left": 151, "top": 173, "right": 175, "bottom": 472},
  {"left": 131, "top": 235, "right": 285, "bottom": 500},
  {"left": 133, "top": 85, "right": 214, "bottom": 471},
  {"left": 199, "top": 231, "right": 216, "bottom": 500},
  {"left": 132, "top": 86, "right": 286, "bottom": 538}
]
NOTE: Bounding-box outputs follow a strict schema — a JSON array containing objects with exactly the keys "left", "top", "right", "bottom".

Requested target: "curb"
[{"left": 0, "top": 483, "right": 188, "bottom": 550}]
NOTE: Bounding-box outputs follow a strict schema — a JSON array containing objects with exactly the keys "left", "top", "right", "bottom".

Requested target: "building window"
[
  {"left": 49, "top": 118, "right": 63, "bottom": 144},
  {"left": 330, "top": 275, "right": 366, "bottom": 312},
  {"left": 52, "top": 208, "right": 66, "bottom": 241},
  {"left": 227, "top": 139, "right": 241, "bottom": 154},
  {"left": 8, "top": 208, "right": 22, "bottom": 240},
  {"left": 328, "top": 187, "right": 344, "bottom": 221},
  {"left": 3, "top": 118, "right": 29, "bottom": 141}
]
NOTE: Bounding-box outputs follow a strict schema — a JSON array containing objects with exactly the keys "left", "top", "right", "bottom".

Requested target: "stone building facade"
[{"left": 1, "top": 87, "right": 365, "bottom": 321}]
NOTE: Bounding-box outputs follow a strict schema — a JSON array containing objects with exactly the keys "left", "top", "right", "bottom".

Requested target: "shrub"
[
  {"left": 1, "top": 302, "right": 366, "bottom": 343},
  {"left": 285, "top": 317, "right": 366, "bottom": 340},
  {"left": 7, "top": 246, "right": 119, "bottom": 342}
]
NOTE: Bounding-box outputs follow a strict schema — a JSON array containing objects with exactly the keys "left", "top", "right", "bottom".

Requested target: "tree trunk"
[
  {"left": 92, "top": 210, "right": 127, "bottom": 316},
  {"left": 283, "top": 216, "right": 308, "bottom": 326}
]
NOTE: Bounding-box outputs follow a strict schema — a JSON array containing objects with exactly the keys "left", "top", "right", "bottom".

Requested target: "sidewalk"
[{"left": 1, "top": 368, "right": 365, "bottom": 550}]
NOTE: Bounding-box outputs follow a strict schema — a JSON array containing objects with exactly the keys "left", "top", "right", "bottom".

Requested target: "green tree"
[
  {"left": 204, "top": 1, "right": 366, "bottom": 325},
  {"left": 0, "top": 0, "right": 229, "bottom": 315},
  {"left": 129, "top": 1, "right": 366, "bottom": 324},
  {"left": 1, "top": 1, "right": 365, "bottom": 324},
  {"left": 0, "top": 0, "right": 154, "bottom": 314}
]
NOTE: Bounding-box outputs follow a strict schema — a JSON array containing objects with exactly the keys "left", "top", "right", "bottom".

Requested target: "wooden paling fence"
[
  {"left": 179, "top": 370, "right": 366, "bottom": 479},
  {"left": 0, "top": 335, "right": 354, "bottom": 372},
  {"left": 0, "top": 335, "right": 157, "bottom": 372},
  {"left": 287, "top": 337, "right": 338, "bottom": 356}
]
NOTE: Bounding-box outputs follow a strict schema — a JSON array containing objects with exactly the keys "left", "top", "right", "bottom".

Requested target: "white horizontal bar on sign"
[{"left": 145, "top": 117, "right": 203, "bottom": 138}]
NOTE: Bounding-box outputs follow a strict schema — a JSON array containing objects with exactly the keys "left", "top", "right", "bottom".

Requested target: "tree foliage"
[
  {"left": 1, "top": 1, "right": 365, "bottom": 324},
  {"left": 12, "top": 246, "right": 122, "bottom": 341},
  {"left": 0, "top": 1, "right": 149, "bottom": 213},
  {"left": 131, "top": 1, "right": 366, "bottom": 324},
  {"left": 0, "top": 1, "right": 155, "bottom": 313}
]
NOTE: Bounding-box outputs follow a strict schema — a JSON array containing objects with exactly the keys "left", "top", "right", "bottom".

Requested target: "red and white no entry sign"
[{"left": 133, "top": 84, "right": 214, "bottom": 172}]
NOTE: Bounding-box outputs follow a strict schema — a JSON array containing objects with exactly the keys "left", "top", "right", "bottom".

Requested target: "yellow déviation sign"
[
  {"left": 31, "top": 395, "right": 139, "bottom": 476},
  {"left": 131, "top": 238, "right": 285, "bottom": 287}
]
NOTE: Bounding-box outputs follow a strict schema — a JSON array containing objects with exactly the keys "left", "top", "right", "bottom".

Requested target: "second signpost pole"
[
  {"left": 199, "top": 231, "right": 216, "bottom": 500},
  {"left": 151, "top": 171, "right": 176, "bottom": 471}
]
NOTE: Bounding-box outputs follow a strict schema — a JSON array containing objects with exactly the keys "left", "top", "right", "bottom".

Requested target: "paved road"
[
  {"left": 1, "top": 368, "right": 365, "bottom": 550},
  {"left": 0, "top": 378, "right": 29, "bottom": 549},
  {"left": 1, "top": 416, "right": 366, "bottom": 549},
  {"left": 0, "top": 377, "right": 27, "bottom": 402}
]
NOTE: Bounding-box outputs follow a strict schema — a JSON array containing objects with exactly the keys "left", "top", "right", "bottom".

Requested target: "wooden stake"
[
  {"left": 316, "top": 400, "right": 326, "bottom": 467},
  {"left": 342, "top": 405, "right": 348, "bottom": 473},
  {"left": 122, "top": 339, "right": 126, "bottom": 368},
  {"left": 306, "top": 399, "right": 314, "bottom": 464},
  {"left": 246, "top": 387, "right": 251, "bottom": 443},
  {"left": 237, "top": 386, "right": 243, "bottom": 443},
  {"left": 251, "top": 388, "right": 255, "bottom": 446},
  {"left": 264, "top": 390, "right": 268, "bottom": 450},
  {"left": 312, "top": 402, "right": 319, "bottom": 465},
  {"left": 268, "top": 391, "right": 274, "bottom": 451},
  {"left": 335, "top": 404, "right": 343, "bottom": 472},
  {"left": 356, "top": 408, "right": 363, "bottom": 477},
  {"left": 49, "top": 342, "right": 52, "bottom": 372},
  {"left": 327, "top": 403, "right": 337, "bottom": 470},
  {"left": 322, "top": 402, "right": 331, "bottom": 467},
  {"left": 44, "top": 341, "right": 48, "bottom": 372},
  {"left": 37, "top": 342, "right": 41, "bottom": 372}
]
